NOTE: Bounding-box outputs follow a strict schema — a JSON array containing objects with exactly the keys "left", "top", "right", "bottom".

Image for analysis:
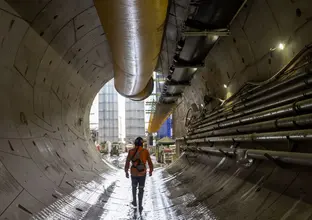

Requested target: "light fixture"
[
  {"left": 212, "top": 35, "right": 218, "bottom": 41},
  {"left": 278, "top": 43, "right": 285, "bottom": 50},
  {"left": 223, "top": 84, "right": 228, "bottom": 88}
]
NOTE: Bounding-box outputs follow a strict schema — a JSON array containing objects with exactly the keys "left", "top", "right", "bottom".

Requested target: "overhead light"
[
  {"left": 212, "top": 35, "right": 218, "bottom": 41},
  {"left": 278, "top": 43, "right": 285, "bottom": 50},
  {"left": 223, "top": 84, "right": 228, "bottom": 88}
]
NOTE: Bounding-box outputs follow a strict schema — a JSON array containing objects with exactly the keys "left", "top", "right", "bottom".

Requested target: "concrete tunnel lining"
[
  {"left": 0, "top": 0, "right": 312, "bottom": 219},
  {"left": 0, "top": 0, "right": 116, "bottom": 218}
]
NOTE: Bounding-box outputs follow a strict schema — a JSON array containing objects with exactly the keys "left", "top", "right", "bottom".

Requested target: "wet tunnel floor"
[{"left": 31, "top": 157, "right": 180, "bottom": 220}]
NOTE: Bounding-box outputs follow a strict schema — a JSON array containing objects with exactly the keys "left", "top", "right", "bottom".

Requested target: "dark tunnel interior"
[{"left": 0, "top": 0, "right": 312, "bottom": 219}]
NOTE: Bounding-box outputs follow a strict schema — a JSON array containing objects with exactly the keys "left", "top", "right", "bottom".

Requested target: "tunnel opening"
[{"left": 0, "top": 0, "right": 312, "bottom": 219}]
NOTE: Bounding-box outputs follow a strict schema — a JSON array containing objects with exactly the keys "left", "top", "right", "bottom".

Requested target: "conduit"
[
  {"left": 190, "top": 98, "right": 312, "bottom": 134},
  {"left": 183, "top": 147, "right": 312, "bottom": 167},
  {"left": 190, "top": 72, "right": 312, "bottom": 128},
  {"left": 94, "top": 0, "right": 168, "bottom": 100},
  {"left": 181, "top": 68, "right": 312, "bottom": 167},
  {"left": 187, "top": 113, "right": 312, "bottom": 139},
  {"left": 186, "top": 129, "right": 312, "bottom": 144},
  {"left": 217, "top": 44, "right": 312, "bottom": 109}
]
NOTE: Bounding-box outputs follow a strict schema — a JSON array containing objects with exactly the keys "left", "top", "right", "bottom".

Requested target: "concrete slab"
[
  {"left": 74, "top": 6, "right": 102, "bottom": 40},
  {"left": 0, "top": 1, "right": 20, "bottom": 17},
  {"left": 0, "top": 160, "right": 23, "bottom": 216},
  {"left": 0, "top": 139, "right": 30, "bottom": 158},
  {"left": 0, "top": 152, "right": 64, "bottom": 205},
  {"left": 0, "top": 190, "right": 45, "bottom": 220},
  {"left": 5, "top": 0, "right": 50, "bottom": 22},
  {"left": 0, "top": 10, "right": 28, "bottom": 67},
  {"left": 14, "top": 27, "right": 48, "bottom": 86},
  {"left": 29, "top": 0, "right": 93, "bottom": 44}
]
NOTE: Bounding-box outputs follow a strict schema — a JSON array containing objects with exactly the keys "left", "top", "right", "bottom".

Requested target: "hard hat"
[{"left": 134, "top": 137, "right": 143, "bottom": 147}]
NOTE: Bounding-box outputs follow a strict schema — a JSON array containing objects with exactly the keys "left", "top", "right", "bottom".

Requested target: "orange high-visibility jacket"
[{"left": 125, "top": 146, "right": 153, "bottom": 176}]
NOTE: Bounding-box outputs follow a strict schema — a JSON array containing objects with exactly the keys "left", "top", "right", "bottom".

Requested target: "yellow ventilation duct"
[
  {"left": 148, "top": 103, "right": 175, "bottom": 133},
  {"left": 94, "top": 0, "right": 168, "bottom": 100}
]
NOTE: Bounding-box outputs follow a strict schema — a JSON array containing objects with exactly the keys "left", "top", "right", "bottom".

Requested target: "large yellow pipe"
[
  {"left": 148, "top": 103, "right": 174, "bottom": 133},
  {"left": 94, "top": 0, "right": 168, "bottom": 100}
]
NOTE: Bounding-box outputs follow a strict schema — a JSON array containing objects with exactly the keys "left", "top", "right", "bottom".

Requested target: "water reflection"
[{"left": 32, "top": 153, "right": 216, "bottom": 220}]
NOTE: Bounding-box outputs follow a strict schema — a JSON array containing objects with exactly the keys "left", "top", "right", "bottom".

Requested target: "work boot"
[
  {"left": 131, "top": 201, "right": 137, "bottom": 208},
  {"left": 139, "top": 206, "right": 143, "bottom": 213}
]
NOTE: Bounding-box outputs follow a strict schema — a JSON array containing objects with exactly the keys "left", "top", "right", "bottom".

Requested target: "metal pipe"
[
  {"left": 187, "top": 113, "right": 312, "bottom": 139},
  {"left": 246, "top": 149, "right": 312, "bottom": 167},
  {"left": 190, "top": 72, "right": 311, "bottom": 127},
  {"left": 233, "top": 76, "right": 312, "bottom": 111},
  {"left": 190, "top": 77, "right": 312, "bottom": 128},
  {"left": 183, "top": 147, "right": 312, "bottom": 167},
  {"left": 243, "top": 44, "right": 312, "bottom": 89},
  {"left": 191, "top": 93, "right": 312, "bottom": 133},
  {"left": 191, "top": 106, "right": 227, "bottom": 127},
  {"left": 227, "top": 46, "right": 312, "bottom": 106},
  {"left": 94, "top": 0, "right": 168, "bottom": 99},
  {"left": 202, "top": 147, "right": 236, "bottom": 157},
  {"left": 186, "top": 129, "right": 312, "bottom": 144},
  {"left": 191, "top": 47, "right": 312, "bottom": 126},
  {"left": 124, "top": 78, "right": 154, "bottom": 101},
  {"left": 228, "top": 89, "right": 312, "bottom": 120},
  {"left": 183, "top": 147, "right": 236, "bottom": 157},
  {"left": 235, "top": 72, "right": 311, "bottom": 106}
]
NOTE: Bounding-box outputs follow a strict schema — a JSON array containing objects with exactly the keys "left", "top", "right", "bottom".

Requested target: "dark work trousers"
[{"left": 131, "top": 175, "right": 146, "bottom": 207}]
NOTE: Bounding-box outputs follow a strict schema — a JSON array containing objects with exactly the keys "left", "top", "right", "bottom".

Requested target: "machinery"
[{"left": 110, "top": 142, "right": 120, "bottom": 156}]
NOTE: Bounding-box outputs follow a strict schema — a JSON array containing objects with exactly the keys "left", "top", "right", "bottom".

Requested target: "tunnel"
[{"left": 0, "top": 0, "right": 312, "bottom": 219}]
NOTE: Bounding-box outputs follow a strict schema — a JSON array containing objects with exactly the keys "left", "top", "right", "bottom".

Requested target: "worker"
[{"left": 125, "top": 137, "right": 153, "bottom": 212}]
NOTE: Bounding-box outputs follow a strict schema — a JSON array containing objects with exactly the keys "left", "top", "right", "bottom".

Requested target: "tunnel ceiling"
[
  {"left": 149, "top": 0, "right": 245, "bottom": 132},
  {"left": 0, "top": 0, "right": 312, "bottom": 219},
  {"left": 157, "top": 0, "right": 245, "bottom": 78},
  {"left": 5, "top": 0, "right": 114, "bottom": 103}
]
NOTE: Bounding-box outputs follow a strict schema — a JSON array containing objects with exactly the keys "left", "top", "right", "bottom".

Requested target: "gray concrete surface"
[
  {"left": 31, "top": 166, "right": 182, "bottom": 220},
  {"left": 171, "top": 1, "right": 312, "bottom": 218},
  {"left": 173, "top": 0, "right": 312, "bottom": 137},
  {"left": 0, "top": 0, "right": 114, "bottom": 218},
  {"left": 0, "top": 0, "right": 312, "bottom": 219}
]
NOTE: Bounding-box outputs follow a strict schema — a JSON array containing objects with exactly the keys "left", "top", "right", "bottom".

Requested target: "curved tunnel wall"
[
  {"left": 0, "top": 0, "right": 115, "bottom": 218},
  {"left": 166, "top": 153, "right": 312, "bottom": 219},
  {"left": 170, "top": 0, "right": 312, "bottom": 219},
  {"left": 174, "top": 0, "right": 312, "bottom": 136},
  {"left": 0, "top": 0, "right": 311, "bottom": 219}
]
